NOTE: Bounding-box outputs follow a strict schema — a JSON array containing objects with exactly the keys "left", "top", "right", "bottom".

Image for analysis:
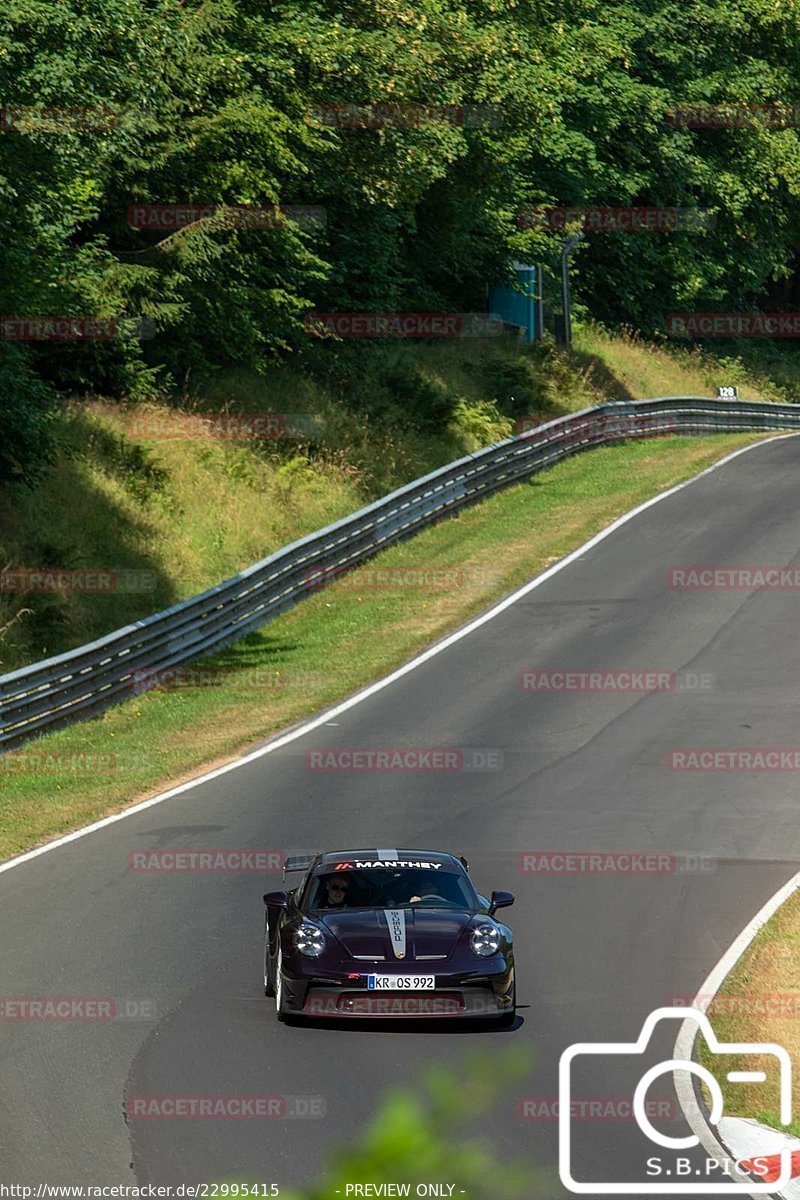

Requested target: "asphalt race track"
[{"left": 4, "top": 435, "right": 800, "bottom": 1197}]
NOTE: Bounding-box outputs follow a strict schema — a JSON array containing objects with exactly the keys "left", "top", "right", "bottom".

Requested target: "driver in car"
[
  {"left": 409, "top": 878, "right": 442, "bottom": 904},
  {"left": 322, "top": 873, "right": 351, "bottom": 908}
]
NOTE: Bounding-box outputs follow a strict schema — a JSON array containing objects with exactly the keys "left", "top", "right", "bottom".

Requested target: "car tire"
[
  {"left": 275, "top": 943, "right": 293, "bottom": 1023},
  {"left": 264, "top": 922, "right": 275, "bottom": 998},
  {"left": 496, "top": 982, "right": 516, "bottom": 1027}
]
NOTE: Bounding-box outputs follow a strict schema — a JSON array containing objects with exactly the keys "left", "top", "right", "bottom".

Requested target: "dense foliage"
[{"left": 2, "top": 0, "right": 800, "bottom": 479}]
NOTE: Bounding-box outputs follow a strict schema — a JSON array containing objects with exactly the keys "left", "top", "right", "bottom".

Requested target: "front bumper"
[{"left": 281, "top": 959, "right": 514, "bottom": 1018}]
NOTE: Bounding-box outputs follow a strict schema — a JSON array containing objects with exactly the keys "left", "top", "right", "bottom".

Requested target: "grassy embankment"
[{"left": 0, "top": 324, "right": 796, "bottom": 859}]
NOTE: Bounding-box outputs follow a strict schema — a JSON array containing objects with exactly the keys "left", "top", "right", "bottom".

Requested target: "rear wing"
[{"left": 283, "top": 854, "right": 317, "bottom": 880}]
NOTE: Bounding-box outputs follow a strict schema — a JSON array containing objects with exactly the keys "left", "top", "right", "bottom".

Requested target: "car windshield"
[{"left": 305, "top": 866, "right": 477, "bottom": 911}]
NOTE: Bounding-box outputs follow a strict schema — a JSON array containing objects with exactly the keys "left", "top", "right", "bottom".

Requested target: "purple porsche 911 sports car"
[{"left": 262, "top": 848, "right": 515, "bottom": 1024}]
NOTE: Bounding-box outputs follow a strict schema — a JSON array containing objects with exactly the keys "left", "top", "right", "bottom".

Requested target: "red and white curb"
[{"left": 718, "top": 1118, "right": 800, "bottom": 1196}]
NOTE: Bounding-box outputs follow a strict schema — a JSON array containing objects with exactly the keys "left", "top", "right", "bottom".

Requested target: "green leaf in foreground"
[{"left": 277, "top": 1052, "right": 541, "bottom": 1200}]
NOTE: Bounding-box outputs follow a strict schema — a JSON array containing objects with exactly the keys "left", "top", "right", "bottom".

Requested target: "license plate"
[{"left": 366, "top": 974, "right": 435, "bottom": 990}]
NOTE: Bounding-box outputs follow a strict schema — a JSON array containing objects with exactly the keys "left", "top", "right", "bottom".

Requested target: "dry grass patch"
[{"left": 697, "top": 888, "right": 800, "bottom": 1133}]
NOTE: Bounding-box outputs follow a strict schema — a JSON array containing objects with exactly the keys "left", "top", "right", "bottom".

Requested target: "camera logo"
[{"left": 559, "top": 1006, "right": 792, "bottom": 1193}]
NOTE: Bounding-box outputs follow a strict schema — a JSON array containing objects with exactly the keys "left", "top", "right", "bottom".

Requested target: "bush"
[{"left": 0, "top": 346, "right": 61, "bottom": 486}]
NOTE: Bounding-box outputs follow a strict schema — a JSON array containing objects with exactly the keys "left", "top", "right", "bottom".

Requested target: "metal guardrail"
[{"left": 2, "top": 395, "right": 799, "bottom": 751}]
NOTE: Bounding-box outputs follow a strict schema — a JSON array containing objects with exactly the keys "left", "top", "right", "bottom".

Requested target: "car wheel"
[
  {"left": 275, "top": 943, "right": 292, "bottom": 1023},
  {"left": 264, "top": 922, "right": 275, "bottom": 998},
  {"left": 497, "top": 982, "right": 516, "bottom": 1027}
]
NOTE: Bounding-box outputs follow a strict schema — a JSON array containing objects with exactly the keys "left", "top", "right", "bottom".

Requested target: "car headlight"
[
  {"left": 294, "top": 923, "right": 326, "bottom": 958},
  {"left": 470, "top": 923, "right": 501, "bottom": 957}
]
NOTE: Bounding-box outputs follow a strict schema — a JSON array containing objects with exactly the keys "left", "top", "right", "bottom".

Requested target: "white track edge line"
[{"left": 2, "top": 433, "right": 796, "bottom": 877}]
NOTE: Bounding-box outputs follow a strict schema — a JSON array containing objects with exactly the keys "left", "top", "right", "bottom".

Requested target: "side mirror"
[
  {"left": 489, "top": 889, "right": 514, "bottom": 916},
  {"left": 263, "top": 890, "right": 289, "bottom": 909}
]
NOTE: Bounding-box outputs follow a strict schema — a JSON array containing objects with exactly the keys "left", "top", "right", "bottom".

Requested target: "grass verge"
[
  {"left": 572, "top": 324, "right": 796, "bottom": 405},
  {"left": 697, "top": 885, "right": 800, "bottom": 1135},
  {"left": 0, "top": 430, "right": 775, "bottom": 862}
]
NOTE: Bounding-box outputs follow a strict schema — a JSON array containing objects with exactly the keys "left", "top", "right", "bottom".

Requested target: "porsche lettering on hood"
[{"left": 384, "top": 909, "right": 406, "bottom": 958}]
